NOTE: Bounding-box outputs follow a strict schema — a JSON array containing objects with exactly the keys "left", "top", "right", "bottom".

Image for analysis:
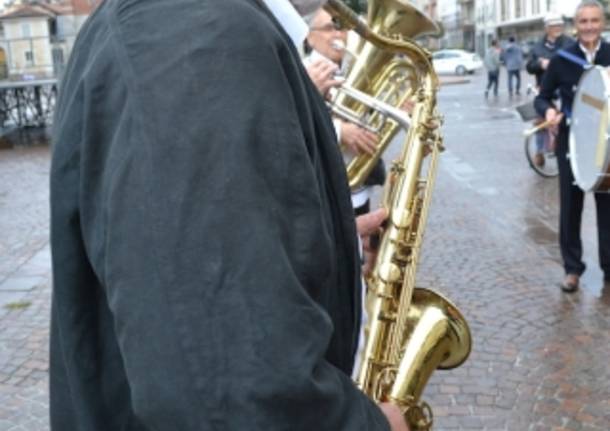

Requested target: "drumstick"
[{"left": 523, "top": 120, "right": 553, "bottom": 137}]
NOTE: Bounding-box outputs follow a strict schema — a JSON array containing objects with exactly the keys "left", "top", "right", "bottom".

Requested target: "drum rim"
[{"left": 569, "top": 66, "right": 610, "bottom": 192}]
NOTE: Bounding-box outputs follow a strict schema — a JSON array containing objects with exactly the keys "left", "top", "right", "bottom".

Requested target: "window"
[
  {"left": 25, "top": 51, "right": 33, "bottom": 66},
  {"left": 500, "top": 0, "right": 508, "bottom": 21},
  {"left": 532, "top": 0, "right": 540, "bottom": 15},
  {"left": 21, "top": 23, "right": 31, "bottom": 38},
  {"left": 514, "top": 0, "right": 522, "bottom": 18}
]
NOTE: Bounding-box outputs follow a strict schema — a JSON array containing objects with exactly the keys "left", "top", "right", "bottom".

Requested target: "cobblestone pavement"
[
  {"left": 1, "top": 73, "right": 609, "bottom": 430},
  {"left": 0, "top": 142, "right": 51, "bottom": 431},
  {"left": 416, "top": 74, "right": 610, "bottom": 430}
]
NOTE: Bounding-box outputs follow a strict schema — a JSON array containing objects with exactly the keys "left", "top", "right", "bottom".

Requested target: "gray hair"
[
  {"left": 288, "top": 0, "right": 327, "bottom": 17},
  {"left": 575, "top": 0, "right": 606, "bottom": 17}
]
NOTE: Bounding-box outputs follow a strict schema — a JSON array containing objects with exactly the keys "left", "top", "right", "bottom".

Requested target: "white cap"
[{"left": 544, "top": 13, "right": 564, "bottom": 26}]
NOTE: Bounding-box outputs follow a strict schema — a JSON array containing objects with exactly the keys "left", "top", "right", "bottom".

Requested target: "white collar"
[
  {"left": 579, "top": 40, "right": 601, "bottom": 63},
  {"left": 260, "top": 0, "right": 309, "bottom": 50}
]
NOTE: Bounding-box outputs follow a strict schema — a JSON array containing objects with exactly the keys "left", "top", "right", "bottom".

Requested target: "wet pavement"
[
  {"left": 0, "top": 71, "right": 609, "bottom": 430},
  {"left": 0, "top": 136, "right": 51, "bottom": 431},
  {"left": 415, "top": 72, "right": 610, "bottom": 430}
]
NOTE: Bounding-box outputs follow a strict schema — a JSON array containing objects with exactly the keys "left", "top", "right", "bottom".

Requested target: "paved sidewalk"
[
  {"left": 415, "top": 75, "right": 610, "bottom": 430},
  {"left": 0, "top": 145, "right": 51, "bottom": 431}
]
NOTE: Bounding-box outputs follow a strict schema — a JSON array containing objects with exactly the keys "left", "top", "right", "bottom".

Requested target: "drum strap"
[
  {"left": 556, "top": 50, "right": 593, "bottom": 118},
  {"left": 556, "top": 49, "right": 592, "bottom": 70}
]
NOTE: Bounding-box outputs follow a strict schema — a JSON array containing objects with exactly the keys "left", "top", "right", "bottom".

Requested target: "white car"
[{"left": 432, "top": 49, "right": 483, "bottom": 75}]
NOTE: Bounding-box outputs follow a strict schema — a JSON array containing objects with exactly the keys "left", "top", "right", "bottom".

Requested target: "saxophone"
[{"left": 323, "top": 1, "right": 472, "bottom": 429}]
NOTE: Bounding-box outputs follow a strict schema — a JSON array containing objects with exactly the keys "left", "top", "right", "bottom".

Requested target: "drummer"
[{"left": 534, "top": 0, "right": 610, "bottom": 292}]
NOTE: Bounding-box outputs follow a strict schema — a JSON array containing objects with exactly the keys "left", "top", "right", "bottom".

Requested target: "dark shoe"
[
  {"left": 534, "top": 153, "right": 545, "bottom": 167},
  {"left": 484, "top": 90, "right": 489, "bottom": 99},
  {"left": 560, "top": 274, "right": 580, "bottom": 293}
]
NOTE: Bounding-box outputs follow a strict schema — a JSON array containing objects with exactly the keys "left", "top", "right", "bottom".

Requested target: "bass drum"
[{"left": 569, "top": 66, "right": 610, "bottom": 192}]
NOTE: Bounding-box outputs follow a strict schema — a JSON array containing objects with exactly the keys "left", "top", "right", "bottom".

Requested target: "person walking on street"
[
  {"left": 534, "top": 0, "right": 610, "bottom": 293},
  {"left": 484, "top": 39, "right": 501, "bottom": 98},
  {"left": 502, "top": 36, "right": 524, "bottom": 97},
  {"left": 526, "top": 13, "right": 573, "bottom": 167}
]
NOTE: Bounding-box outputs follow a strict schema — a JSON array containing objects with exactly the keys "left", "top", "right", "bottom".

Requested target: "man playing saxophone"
[{"left": 49, "top": 0, "right": 409, "bottom": 429}]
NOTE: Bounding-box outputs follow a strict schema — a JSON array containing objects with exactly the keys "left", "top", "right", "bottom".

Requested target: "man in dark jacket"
[
  {"left": 526, "top": 13, "right": 573, "bottom": 167},
  {"left": 49, "top": 0, "right": 408, "bottom": 429},
  {"left": 526, "top": 13, "right": 573, "bottom": 87},
  {"left": 534, "top": 0, "right": 610, "bottom": 293}
]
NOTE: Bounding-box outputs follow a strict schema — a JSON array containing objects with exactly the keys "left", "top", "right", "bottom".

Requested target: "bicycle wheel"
[{"left": 524, "top": 133, "right": 559, "bottom": 178}]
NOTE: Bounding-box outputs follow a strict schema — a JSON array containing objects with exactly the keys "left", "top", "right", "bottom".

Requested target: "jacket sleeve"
[
  {"left": 68, "top": 1, "right": 390, "bottom": 430},
  {"left": 534, "top": 55, "right": 560, "bottom": 117},
  {"left": 526, "top": 47, "right": 543, "bottom": 75}
]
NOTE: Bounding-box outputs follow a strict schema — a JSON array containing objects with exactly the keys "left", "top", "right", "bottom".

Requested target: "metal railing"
[{"left": 0, "top": 79, "right": 57, "bottom": 129}]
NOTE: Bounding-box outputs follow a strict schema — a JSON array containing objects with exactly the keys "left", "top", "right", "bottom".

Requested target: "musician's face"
[
  {"left": 307, "top": 9, "right": 348, "bottom": 64},
  {"left": 575, "top": 6, "right": 605, "bottom": 46}
]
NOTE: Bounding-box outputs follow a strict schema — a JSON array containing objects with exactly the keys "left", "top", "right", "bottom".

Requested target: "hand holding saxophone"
[
  {"left": 356, "top": 208, "right": 387, "bottom": 277},
  {"left": 379, "top": 403, "right": 411, "bottom": 431}
]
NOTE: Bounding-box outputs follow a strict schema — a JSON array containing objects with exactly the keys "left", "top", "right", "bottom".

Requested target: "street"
[{"left": 0, "top": 71, "right": 609, "bottom": 430}]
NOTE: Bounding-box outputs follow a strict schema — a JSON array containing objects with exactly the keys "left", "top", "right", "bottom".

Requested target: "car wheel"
[{"left": 455, "top": 65, "right": 467, "bottom": 75}]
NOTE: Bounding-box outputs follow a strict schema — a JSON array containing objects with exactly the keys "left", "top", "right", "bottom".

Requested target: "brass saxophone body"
[{"left": 324, "top": 1, "right": 472, "bottom": 429}]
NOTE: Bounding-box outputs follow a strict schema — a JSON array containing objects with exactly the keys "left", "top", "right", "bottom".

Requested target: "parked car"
[{"left": 431, "top": 49, "right": 483, "bottom": 75}]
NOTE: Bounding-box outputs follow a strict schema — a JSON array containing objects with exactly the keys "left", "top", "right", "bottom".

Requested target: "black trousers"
[
  {"left": 507, "top": 70, "right": 521, "bottom": 94},
  {"left": 556, "top": 129, "right": 610, "bottom": 279},
  {"left": 486, "top": 70, "right": 498, "bottom": 95},
  {"left": 354, "top": 199, "right": 370, "bottom": 217}
]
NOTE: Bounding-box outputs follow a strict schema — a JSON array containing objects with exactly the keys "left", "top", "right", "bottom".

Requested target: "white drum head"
[{"left": 569, "top": 66, "right": 610, "bottom": 192}]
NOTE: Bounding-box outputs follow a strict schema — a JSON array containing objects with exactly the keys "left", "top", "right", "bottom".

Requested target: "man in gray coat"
[
  {"left": 49, "top": 0, "right": 408, "bottom": 429},
  {"left": 502, "top": 36, "right": 524, "bottom": 96}
]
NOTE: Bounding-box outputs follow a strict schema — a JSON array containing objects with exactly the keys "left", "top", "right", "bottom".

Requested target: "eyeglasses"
[{"left": 310, "top": 18, "right": 344, "bottom": 32}]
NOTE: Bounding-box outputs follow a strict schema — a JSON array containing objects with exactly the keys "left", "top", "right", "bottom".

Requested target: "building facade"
[
  {"left": 475, "top": 0, "right": 584, "bottom": 56},
  {"left": 416, "top": 0, "right": 605, "bottom": 54},
  {"left": 0, "top": 0, "right": 101, "bottom": 80},
  {"left": 0, "top": 6, "right": 55, "bottom": 78}
]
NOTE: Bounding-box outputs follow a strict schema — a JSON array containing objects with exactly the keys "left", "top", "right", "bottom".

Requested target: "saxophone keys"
[{"left": 377, "top": 261, "right": 402, "bottom": 284}]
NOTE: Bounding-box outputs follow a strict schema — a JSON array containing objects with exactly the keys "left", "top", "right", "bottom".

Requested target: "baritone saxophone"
[{"left": 323, "top": 1, "right": 472, "bottom": 430}]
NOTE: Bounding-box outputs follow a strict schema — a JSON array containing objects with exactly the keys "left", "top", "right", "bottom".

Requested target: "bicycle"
[{"left": 516, "top": 100, "right": 559, "bottom": 178}]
